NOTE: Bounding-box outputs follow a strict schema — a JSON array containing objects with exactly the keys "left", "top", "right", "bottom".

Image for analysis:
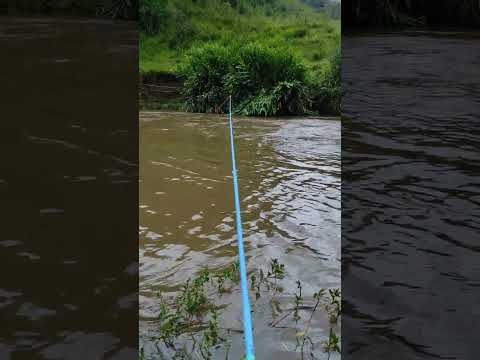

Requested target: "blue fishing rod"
[{"left": 227, "top": 95, "right": 255, "bottom": 360}]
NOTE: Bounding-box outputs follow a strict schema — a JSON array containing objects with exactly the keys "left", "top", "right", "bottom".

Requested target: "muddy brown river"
[{"left": 139, "top": 112, "right": 341, "bottom": 359}]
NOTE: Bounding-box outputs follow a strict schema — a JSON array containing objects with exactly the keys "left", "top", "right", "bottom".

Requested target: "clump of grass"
[
  {"left": 178, "top": 42, "right": 311, "bottom": 116},
  {"left": 177, "top": 42, "right": 234, "bottom": 113}
]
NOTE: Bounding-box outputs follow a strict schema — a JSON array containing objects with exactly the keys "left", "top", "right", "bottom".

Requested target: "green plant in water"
[
  {"left": 200, "top": 309, "right": 220, "bottom": 359},
  {"left": 324, "top": 328, "right": 340, "bottom": 359},
  {"left": 296, "top": 288, "right": 326, "bottom": 358},
  {"left": 250, "top": 269, "right": 266, "bottom": 300},
  {"left": 326, "top": 288, "right": 341, "bottom": 324},
  {"left": 269, "top": 258, "right": 285, "bottom": 280},
  {"left": 147, "top": 259, "right": 341, "bottom": 359},
  {"left": 179, "top": 279, "right": 208, "bottom": 317},
  {"left": 293, "top": 280, "right": 303, "bottom": 323},
  {"left": 215, "top": 261, "right": 240, "bottom": 293},
  {"left": 250, "top": 258, "right": 286, "bottom": 299}
]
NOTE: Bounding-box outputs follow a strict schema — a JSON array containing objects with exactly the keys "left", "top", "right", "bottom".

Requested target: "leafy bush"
[
  {"left": 239, "top": 80, "right": 310, "bottom": 116},
  {"left": 178, "top": 42, "right": 311, "bottom": 116},
  {"left": 178, "top": 43, "right": 236, "bottom": 113}
]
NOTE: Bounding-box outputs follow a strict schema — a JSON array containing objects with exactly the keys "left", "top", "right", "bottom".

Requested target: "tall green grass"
[{"left": 178, "top": 42, "right": 311, "bottom": 115}]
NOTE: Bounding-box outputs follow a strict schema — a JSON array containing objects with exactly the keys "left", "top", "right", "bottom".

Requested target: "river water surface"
[
  {"left": 0, "top": 17, "right": 138, "bottom": 359},
  {"left": 342, "top": 32, "right": 480, "bottom": 359},
  {"left": 139, "top": 112, "right": 341, "bottom": 359}
]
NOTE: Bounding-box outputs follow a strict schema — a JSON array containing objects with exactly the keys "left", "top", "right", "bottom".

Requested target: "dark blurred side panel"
[
  {"left": 342, "top": 0, "right": 480, "bottom": 27},
  {"left": 0, "top": 3, "right": 138, "bottom": 359},
  {"left": 342, "top": 1, "right": 480, "bottom": 360},
  {"left": 0, "top": 1, "right": 137, "bottom": 19}
]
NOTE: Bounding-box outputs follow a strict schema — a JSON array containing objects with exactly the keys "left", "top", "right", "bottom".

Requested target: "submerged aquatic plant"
[{"left": 324, "top": 328, "right": 340, "bottom": 359}]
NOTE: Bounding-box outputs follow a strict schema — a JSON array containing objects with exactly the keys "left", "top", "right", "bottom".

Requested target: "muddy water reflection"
[
  {"left": 0, "top": 17, "right": 137, "bottom": 359},
  {"left": 140, "top": 112, "right": 340, "bottom": 358},
  {"left": 342, "top": 33, "right": 480, "bottom": 359}
]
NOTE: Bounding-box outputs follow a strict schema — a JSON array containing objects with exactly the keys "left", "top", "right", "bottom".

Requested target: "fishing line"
[{"left": 227, "top": 95, "right": 255, "bottom": 360}]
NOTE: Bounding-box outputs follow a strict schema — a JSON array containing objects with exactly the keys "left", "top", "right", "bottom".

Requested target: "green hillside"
[
  {"left": 140, "top": 0, "right": 340, "bottom": 77},
  {"left": 139, "top": 0, "right": 340, "bottom": 115}
]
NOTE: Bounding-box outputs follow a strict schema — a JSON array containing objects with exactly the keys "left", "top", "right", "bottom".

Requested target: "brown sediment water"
[{"left": 139, "top": 111, "right": 341, "bottom": 359}]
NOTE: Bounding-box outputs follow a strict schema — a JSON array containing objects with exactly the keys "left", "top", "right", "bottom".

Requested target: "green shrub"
[
  {"left": 239, "top": 80, "right": 310, "bottom": 116},
  {"left": 178, "top": 43, "right": 236, "bottom": 113},
  {"left": 178, "top": 42, "right": 311, "bottom": 116},
  {"left": 238, "top": 43, "right": 306, "bottom": 89}
]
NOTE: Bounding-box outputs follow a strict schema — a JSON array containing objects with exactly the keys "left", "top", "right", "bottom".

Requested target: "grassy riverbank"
[{"left": 140, "top": 0, "right": 340, "bottom": 115}]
